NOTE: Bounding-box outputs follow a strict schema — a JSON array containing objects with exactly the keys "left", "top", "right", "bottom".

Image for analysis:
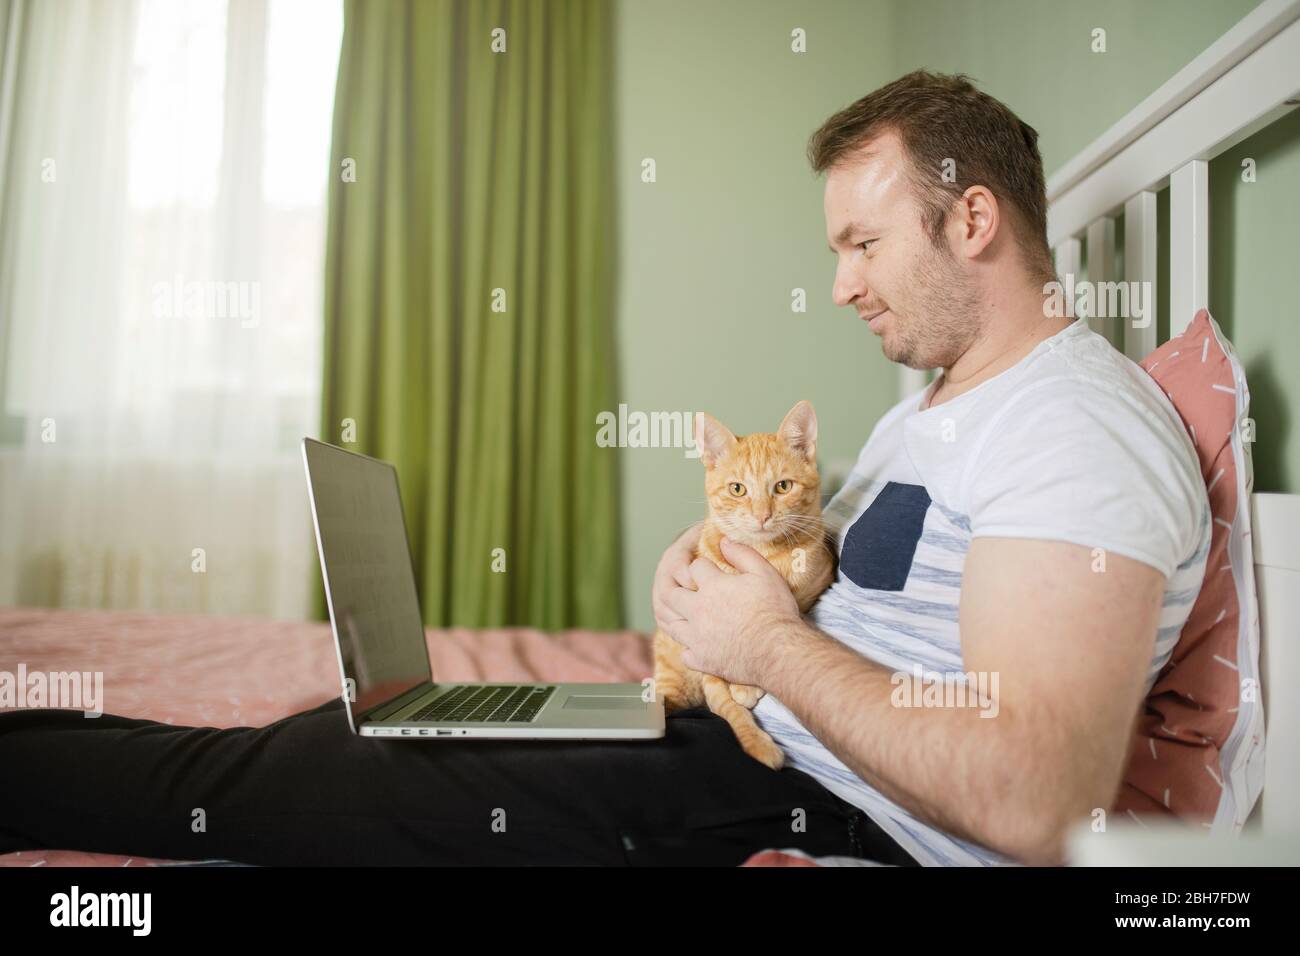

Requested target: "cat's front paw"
[
  {"left": 728, "top": 683, "right": 765, "bottom": 709},
  {"left": 743, "top": 732, "right": 786, "bottom": 771}
]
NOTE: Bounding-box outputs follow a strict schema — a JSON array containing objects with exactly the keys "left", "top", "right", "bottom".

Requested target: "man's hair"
[{"left": 807, "top": 70, "right": 1055, "bottom": 281}]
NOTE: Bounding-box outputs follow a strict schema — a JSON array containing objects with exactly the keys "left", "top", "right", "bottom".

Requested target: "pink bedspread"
[{"left": 0, "top": 607, "right": 653, "bottom": 867}]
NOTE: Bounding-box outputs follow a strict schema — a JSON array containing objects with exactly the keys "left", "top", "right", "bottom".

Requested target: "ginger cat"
[{"left": 652, "top": 400, "right": 835, "bottom": 770}]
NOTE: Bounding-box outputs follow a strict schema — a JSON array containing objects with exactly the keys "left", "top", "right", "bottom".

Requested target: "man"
[
  {"left": 655, "top": 70, "right": 1209, "bottom": 865},
  {"left": 0, "top": 72, "right": 1207, "bottom": 868}
]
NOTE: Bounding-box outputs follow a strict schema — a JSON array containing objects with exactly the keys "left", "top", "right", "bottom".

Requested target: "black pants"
[{"left": 0, "top": 698, "right": 917, "bottom": 866}]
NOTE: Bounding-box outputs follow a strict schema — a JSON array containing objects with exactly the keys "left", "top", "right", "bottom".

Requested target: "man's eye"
[
  {"left": 859, "top": 239, "right": 877, "bottom": 252},
  {"left": 728, "top": 482, "right": 746, "bottom": 497}
]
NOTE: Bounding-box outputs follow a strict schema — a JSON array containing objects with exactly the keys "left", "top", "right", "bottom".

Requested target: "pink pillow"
[{"left": 1116, "top": 309, "right": 1265, "bottom": 831}]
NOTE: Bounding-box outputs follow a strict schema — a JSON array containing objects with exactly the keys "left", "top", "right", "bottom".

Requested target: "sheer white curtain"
[{"left": 0, "top": 0, "right": 342, "bottom": 617}]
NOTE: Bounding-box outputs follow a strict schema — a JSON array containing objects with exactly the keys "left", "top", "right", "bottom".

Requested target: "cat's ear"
[
  {"left": 695, "top": 412, "right": 737, "bottom": 468},
  {"left": 778, "top": 400, "right": 817, "bottom": 461}
]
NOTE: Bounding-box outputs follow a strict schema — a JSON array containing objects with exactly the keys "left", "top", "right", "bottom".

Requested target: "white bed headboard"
[
  {"left": 1044, "top": 0, "right": 1300, "bottom": 355},
  {"left": 899, "top": 0, "right": 1300, "bottom": 834}
]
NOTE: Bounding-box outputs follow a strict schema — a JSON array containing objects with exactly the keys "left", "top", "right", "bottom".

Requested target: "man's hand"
[
  {"left": 660, "top": 537, "right": 801, "bottom": 685},
  {"left": 651, "top": 522, "right": 702, "bottom": 633}
]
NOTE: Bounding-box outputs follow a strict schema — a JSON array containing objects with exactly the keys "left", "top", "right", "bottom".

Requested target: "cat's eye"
[
  {"left": 728, "top": 482, "right": 746, "bottom": 497},
  {"left": 774, "top": 479, "right": 793, "bottom": 494}
]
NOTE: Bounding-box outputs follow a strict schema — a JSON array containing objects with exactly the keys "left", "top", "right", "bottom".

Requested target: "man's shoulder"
[
  {"left": 994, "top": 328, "right": 1185, "bottom": 440},
  {"left": 961, "top": 332, "right": 1209, "bottom": 574}
]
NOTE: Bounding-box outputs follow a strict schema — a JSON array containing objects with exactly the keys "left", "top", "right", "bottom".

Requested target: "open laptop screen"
[{"left": 302, "top": 438, "right": 431, "bottom": 717}]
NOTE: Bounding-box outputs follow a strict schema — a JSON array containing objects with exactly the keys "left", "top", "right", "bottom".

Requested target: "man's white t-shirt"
[{"left": 753, "top": 318, "right": 1212, "bottom": 866}]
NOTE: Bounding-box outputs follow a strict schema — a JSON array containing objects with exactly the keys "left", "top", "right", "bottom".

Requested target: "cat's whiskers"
[
  {"left": 785, "top": 515, "right": 825, "bottom": 540},
  {"left": 775, "top": 515, "right": 826, "bottom": 534}
]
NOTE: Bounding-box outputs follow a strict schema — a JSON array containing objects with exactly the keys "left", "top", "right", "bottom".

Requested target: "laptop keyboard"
[{"left": 408, "top": 685, "right": 557, "bottom": 723}]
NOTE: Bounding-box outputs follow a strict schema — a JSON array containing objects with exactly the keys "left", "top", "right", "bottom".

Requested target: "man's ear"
[
  {"left": 777, "top": 400, "right": 817, "bottom": 461},
  {"left": 952, "top": 185, "right": 1000, "bottom": 258},
  {"left": 695, "top": 412, "right": 737, "bottom": 468}
]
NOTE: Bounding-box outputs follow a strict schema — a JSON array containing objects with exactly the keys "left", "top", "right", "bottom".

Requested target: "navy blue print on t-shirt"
[{"left": 838, "top": 481, "right": 932, "bottom": 591}]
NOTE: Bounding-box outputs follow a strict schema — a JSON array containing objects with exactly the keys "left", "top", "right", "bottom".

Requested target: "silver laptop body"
[{"left": 302, "top": 438, "right": 664, "bottom": 740}]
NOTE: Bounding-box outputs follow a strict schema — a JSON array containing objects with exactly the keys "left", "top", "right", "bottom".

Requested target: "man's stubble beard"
[{"left": 885, "top": 239, "right": 985, "bottom": 371}]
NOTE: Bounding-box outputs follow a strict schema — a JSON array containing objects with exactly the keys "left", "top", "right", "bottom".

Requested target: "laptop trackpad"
[{"left": 562, "top": 696, "right": 645, "bottom": 710}]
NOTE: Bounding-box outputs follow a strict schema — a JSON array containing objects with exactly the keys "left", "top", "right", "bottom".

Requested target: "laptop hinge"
[{"left": 363, "top": 681, "right": 436, "bottom": 724}]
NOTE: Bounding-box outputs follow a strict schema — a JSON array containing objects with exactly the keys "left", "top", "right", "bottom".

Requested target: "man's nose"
[{"left": 832, "top": 258, "right": 868, "bottom": 308}]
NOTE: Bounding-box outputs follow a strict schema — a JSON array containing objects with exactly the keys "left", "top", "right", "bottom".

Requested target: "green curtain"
[{"left": 319, "top": 0, "right": 622, "bottom": 629}]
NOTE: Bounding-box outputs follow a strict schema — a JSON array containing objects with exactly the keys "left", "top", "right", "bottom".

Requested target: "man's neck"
[{"left": 927, "top": 294, "right": 1071, "bottom": 409}]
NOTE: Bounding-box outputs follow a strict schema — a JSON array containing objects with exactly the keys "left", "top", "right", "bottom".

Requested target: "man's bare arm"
[{"left": 758, "top": 537, "right": 1166, "bottom": 864}]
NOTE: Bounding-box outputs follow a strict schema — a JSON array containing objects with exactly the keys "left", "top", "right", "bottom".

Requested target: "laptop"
[{"left": 302, "top": 438, "right": 665, "bottom": 739}]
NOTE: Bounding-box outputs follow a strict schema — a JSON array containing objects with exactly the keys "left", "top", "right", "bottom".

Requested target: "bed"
[{"left": 0, "top": 608, "right": 653, "bottom": 866}]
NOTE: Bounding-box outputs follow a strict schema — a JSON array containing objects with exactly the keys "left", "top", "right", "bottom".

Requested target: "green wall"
[
  {"left": 1210, "top": 109, "right": 1300, "bottom": 495},
  {"left": 614, "top": 0, "right": 1293, "bottom": 631},
  {"left": 889, "top": 0, "right": 1262, "bottom": 174},
  {"left": 613, "top": 0, "right": 900, "bottom": 631}
]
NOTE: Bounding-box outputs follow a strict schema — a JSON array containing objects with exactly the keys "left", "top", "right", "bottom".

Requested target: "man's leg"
[{"left": 0, "top": 699, "right": 915, "bottom": 865}]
